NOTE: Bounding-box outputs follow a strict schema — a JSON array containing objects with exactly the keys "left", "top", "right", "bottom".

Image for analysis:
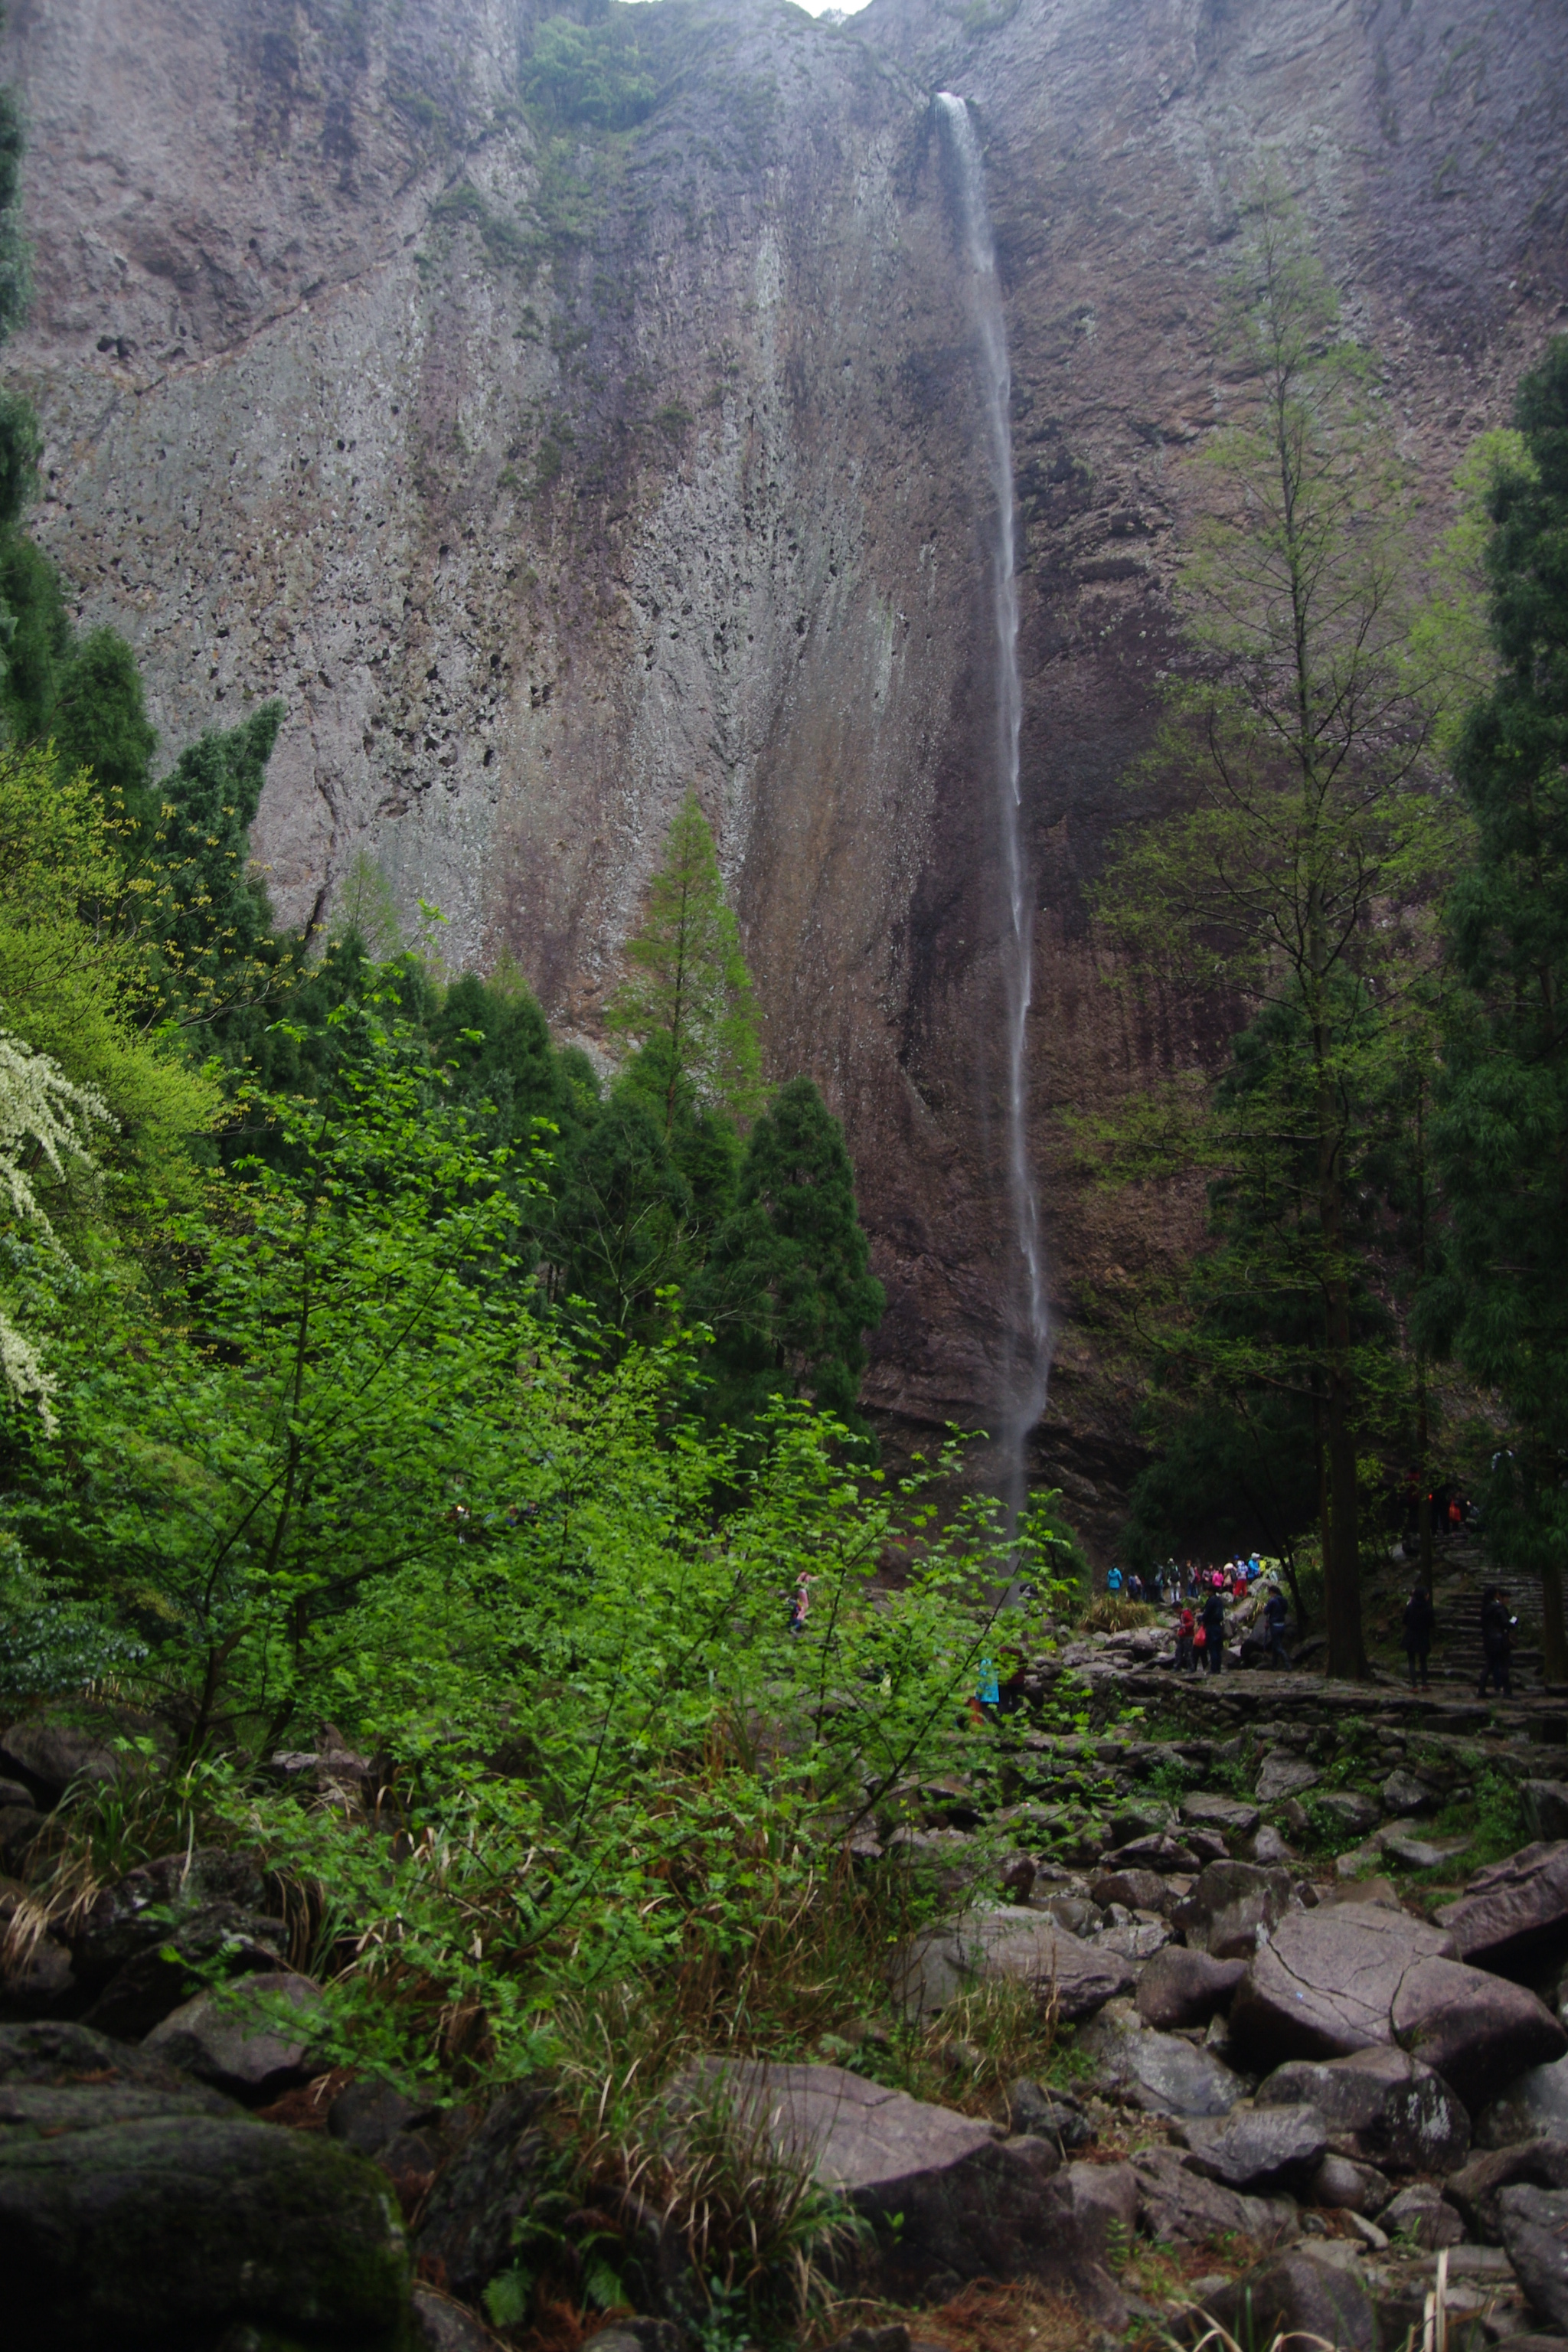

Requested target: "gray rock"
[
  {"left": 1501, "top": 2184, "right": 1568, "bottom": 2331},
  {"left": 0, "top": 1804, "right": 42, "bottom": 1867},
  {"left": 1381, "top": 2180, "right": 1467, "bottom": 2249},
  {"left": 69, "top": 1847, "right": 273, "bottom": 1985},
  {"left": 1316, "top": 1790, "right": 1383, "bottom": 1838},
  {"left": 1382, "top": 1831, "right": 1473, "bottom": 1872},
  {"left": 1315, "top": 1877, "right": 1404, "bottom": 1912},
  {"left": 1445, "top": 2141, "right": 1568, "bottom": 2243},
  {"left": 1088, "top": 1867, "right": 1169, "bottom": 1913},
  {"left": 1007, "top": 2077, "right": 1094, "bottom": 2149},
  {"left": 661, "top": 2060, "right": 1122, "bottom": 2316},
  {"left": 416, "top": 2080, "right": 555, "bottom": 2307},
  {"left": 1257, "top": 1753, "right": 1321, "bottom": 1806},
  {"left": 1102, "top": 1833, "right": 1202, "bottom": 1875},
  {"left": 1132, "top": 2145, "right": 1298, "bottom": 2249},
  {"left": 1172, "top": 1860, "right": 1300, "bottom": 1961},
  {"left": 0, "top": 1777, "right": 34, "bottom": 1810},
  {"left": 416, "top": 2285, "right": 506, "bottom": 2350},
  {"left": 0, "top": 1713, "right": 124, "bottom": 1795},
  {"left": 1523, "top": 1787, "right": 1568, "bottom": 1846},
  {"left": 1382, "top": 1770, "right": 1441, "bottom": 1817},
  {"left": 1135, "top": 1945, "right": 1248, "bottom": 2030},
  {"left": 1109, "top": 1799, "right": 1177, "bottom": 1846},
  {"left": 144, "top": 1969, "right": 323, "bottom": 2100},
  {"left": 0, "top": 1930, "right": 74, "bottom": 2017},
  {"left": 331, "top": 2078, "right": 430, "bottom": 2159},
  {"left": 1247, "top": 1825, "right": 1295, "bottom": 1867},
  {"left": 1256, "top": 2046, "right": 1470, "bottom": 2175},
  {"left": 1181, "top": 1790, "right": 1263, "bottom": 1840},
  {"left": 1228, "top": 1906, "right": 1455, "bottom": 2066},
  {"left": 1099, "top": 1916, "right": 1171, "bottom": 1963},
  {"left": 80, "top": 1902, "right": 288, "bottom": 2040},
  {"left": 1439, "top": 1844, "right": 1568, "bottom": 1973},
  {"left": 0, "top": 2017, "right": 221, "bottom": 2089},
  {"left": 0, "top": 2108, "right": 410, "bottom": 2347},
  {"left": 1393, "top": 1955, "right": 1567, "bottom": 2114},
  {"left": 1479, "top": 2056, "right": 1568, "bottom": 2151},
  {"left": 1183, "top": 2102, "right": 1330, "bottom": 2192},
  {"left": 894, "top": 1906, "right": 1134, "bottom": 2024},
  {"left": 1192, "top": 2243, "right": 1377, "bottom": 2351},
  {"left": 1121, "top": 2031, "right": 1247, "bottom": 2119},
  {"left": 1308, "top": 2153, "right": 1390, "bottom": 2213}
]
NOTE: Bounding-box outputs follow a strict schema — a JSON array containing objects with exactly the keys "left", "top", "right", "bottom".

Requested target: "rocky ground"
[{"left": 7, "top": 1562, "right": 1568, "bottom": 2352}]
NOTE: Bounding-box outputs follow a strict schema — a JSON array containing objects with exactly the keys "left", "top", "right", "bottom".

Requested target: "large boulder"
[
  {"left": 1523, "top": 1787, "right": 1568, "bottom": 1846},
  {"left": 143, "top": 1969, "right": 323, "bottom": 2101},
  {"left": 1227, "top": 1907, "right": 1455, "bottom": 2066},
  {"left": 81, "top": 1904, "right": 289, "bottom": 2040},
  {"left": 1191, "top": 2244, "right": 1377, "bottom": 2352},
  {"left": 1438, "top": 1844, "right": 1568, "bottom": 1973},
  {"left": 1171, "top": 1862, "right": 1299, "bottom": 1961},
  {"left": 1132, "top": 2146, "right": 1298, "bottom": 2249},
  {"left": 1135, "top": 1945, "right": 1246, "bottom": 2030},
  {"left": 1180, "top": 1792, "right": 1262, "bottom": 1841},
  {"left": 0, "top": 1712, "right": 125, "bottom": 1798},
  {"left": 1479, "top": 2056, "right": 1568, "bottom": 2151},
  {"left": 1444, "top": 2140, "right": 1568, "bottom": 2243},
  {"left": 68, "top": 1847, "right": 274, "bottom": 1985},
  {"left": 663, "top": 2060, "right": 1122, "bottom": 2317},
  {"left": 1392, "top": 1956, "right": 1566, "bottom": 2113},
  {"left": 0, "top": 2025, "right": 412, "bottom": 2350},
  {"left": 1081, "top": 2007, "right": 1244, "bottom": 2118},
  {"left": 1500, "top": 2184, "right": 1568, "bottom": 2331},
  {"left": 1257, "top": 1753, "right": 1321, "bottom": 1806},
  {"left": 416, "top": 2080, "right": 556, "bottom": 2308},
  {"left": 1181, "top": 2104, "right": 1329, "bottom": 2193},
  {"left": 894, "top": 1906, "right": 1133, "bottom": 2024},
  {"left": 1255, "top": 2046, "right": 1469, "bottom": 2175},
  {"left": 1380, "top": 2180, "right": 1466, "bottom": 2249}
]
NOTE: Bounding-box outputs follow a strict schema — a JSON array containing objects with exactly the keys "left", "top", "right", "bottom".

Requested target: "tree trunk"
[
  {"left": 1416, "top": 1370, "right": 1435, "bottom": 1586},
  {"left": 1317, "top": 1065, "right": 1370, "bottom": 1680}
]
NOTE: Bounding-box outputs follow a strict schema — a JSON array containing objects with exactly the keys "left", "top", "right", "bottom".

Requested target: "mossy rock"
[{"left": 2, "top": 2111, "right": 416, "bottom": 2350}]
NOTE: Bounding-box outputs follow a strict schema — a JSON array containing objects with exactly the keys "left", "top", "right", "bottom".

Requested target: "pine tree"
[
  {"left": 1423, "top": 335, "right": 1568, "bottom": 1676},
  {"left": 155, "top": 702, "right": 284, "bottom": 991},
  {"left": 697, "top": 1076, "right": 885, "bottom": 1436},
  {"left": 606, "top": 789, "right": 763, "bottom": 1130},
  {"left": 54, "top": 629, "right": 158, "bottom": 823},
  {"left": 1090, "top": 185, "right": 1456, "bottom": 1678}
]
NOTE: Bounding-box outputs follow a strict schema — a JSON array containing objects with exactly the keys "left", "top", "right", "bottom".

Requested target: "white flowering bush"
[{"left": 0, "top": 1027, "right": 109, "bottom": 1429}]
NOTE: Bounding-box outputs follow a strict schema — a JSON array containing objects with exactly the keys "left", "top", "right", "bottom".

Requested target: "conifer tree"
[
  {"left": 1424, "top": 335, "right": 1568, "bottom": 1676},
  {"left": 155, "top": 702, "right": 284, "bottom": 991},
  {"left": 698, "top": 1076, "right": 885, "bottom": 1436},
  {"left": 606, "top": 789, "right": 763, "bottom": 1132}
]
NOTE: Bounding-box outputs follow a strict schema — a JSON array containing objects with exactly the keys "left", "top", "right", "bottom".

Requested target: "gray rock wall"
[{"left": 7, "top": 0, "right": 1566, "bottom": 1511}]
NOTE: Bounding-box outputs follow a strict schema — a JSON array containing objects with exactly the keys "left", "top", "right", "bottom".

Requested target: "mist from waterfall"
[{"left": 936, "top": 91, "right": 1050, "bottom": 1527}]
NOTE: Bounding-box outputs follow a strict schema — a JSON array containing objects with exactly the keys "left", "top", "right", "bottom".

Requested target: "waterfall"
[{"left": 936, "top": 91, "right": 1050, "bottom": 1527}]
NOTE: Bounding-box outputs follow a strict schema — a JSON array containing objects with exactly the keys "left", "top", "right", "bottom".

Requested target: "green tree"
[
  {"left": 54, "top": 628, "right": 158, "bottom": 824},
  {"left": 544, "top": 1094, "right": 692, "bottom": 1343},
  {"left": 606, "top": 789, "right": 763, "bottom": 1132},
  {"left": 697, "top": 1076, "right": 885, "bottom": 1437},
  {"left": 1422, "top": 335, "right": 1568, "bottom": 1678},
  {"left": 1091, "top": 185, "right": 1455, "bottom": 1677},
  {"left": 154, "top": 701, "right": 284, "bottom": 995}
]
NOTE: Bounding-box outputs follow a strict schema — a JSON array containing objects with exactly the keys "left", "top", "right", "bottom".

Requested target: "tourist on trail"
[
  {"left": 1127, "top": 1570, "right": 1145, "bottom": 1604},
  {"left": 1263, "top": 1583, "right": 1291, "bottom": 1668},
  {"left": 1174, "top": 1606, "right": 1196, "bottom": 1673},
  {"left": 1478, "top": 1587, "right": 1514, "bottom": 1699},
  {"left": 1403, "top": 1585, "right": 1436, "bottom": 1690},
  {"left": 1231, "top": 1564, "right": 1248, "bottom": 1602},
  {"left": 1449, "top": 1495, "right": 1465, "bottom": 1538},
  {"left": 1149, "top": 1563, "right": 1165, "bottom": 1606},
  {"left": 1106, "top": 1566, "right": 1123, "bottom": 1596},
  {"left": 975, "top": 1657, "right": 1001, "bottom": 1713},
  {"left": 1201, "top": 1583, "right": 1227, "bottom": 1674}
]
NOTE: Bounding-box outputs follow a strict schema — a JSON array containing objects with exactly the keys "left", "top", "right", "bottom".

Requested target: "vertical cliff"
[{"left": 6, "top": 0, "right": 1566, "bottom": 1525}]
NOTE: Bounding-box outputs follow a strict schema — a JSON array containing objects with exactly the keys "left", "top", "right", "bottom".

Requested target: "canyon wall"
[{"left": 7, "top": 0, "right": 1566, "bottom": 1529}]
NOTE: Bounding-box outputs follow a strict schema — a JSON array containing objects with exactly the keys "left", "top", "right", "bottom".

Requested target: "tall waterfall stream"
[{"left": 936, "top": 92, "right": 1051, "bottom": 1525}]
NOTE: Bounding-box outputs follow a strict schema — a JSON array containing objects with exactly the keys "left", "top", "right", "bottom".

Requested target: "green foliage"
[
  {"left": 0, "top": 386, "right": 39, "bottom": 530},
  {"left": 523, "top": 16, "right": 657, "bottom": 132},
  {"left": 697, "top": 1077, "right": 886, "bottom": 1439},
  {"left": 1087, "top": 181, "right": 1460, "bottom": 1676},
  {"left": 54, "top": 627, "right": 159, "bottom": 824},
  {"left": 153, "top": 701, "right": 284, "bottom": 988},
  {"left": 606, "top": 789, "right": 763, "bottom": 1128},
  {"left": 0, "top": 77, "right": 31, "bottom": 345},
  {"left": 1423, "top": 336, "right": 1568, "bottom": 1663}
]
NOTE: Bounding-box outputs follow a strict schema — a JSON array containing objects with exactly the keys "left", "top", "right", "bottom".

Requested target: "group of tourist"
[
  {"left": 1106, "top": 1557, "right": 1269, "bottom": 1608},
  {"left": 1400, "top": 1583, "right": 1517, "bottom": 1696}
]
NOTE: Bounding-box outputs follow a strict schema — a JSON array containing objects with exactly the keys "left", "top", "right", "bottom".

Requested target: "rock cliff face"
[{"left": 7, "top": 0, "right": 1566, "bottom": 1524}]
